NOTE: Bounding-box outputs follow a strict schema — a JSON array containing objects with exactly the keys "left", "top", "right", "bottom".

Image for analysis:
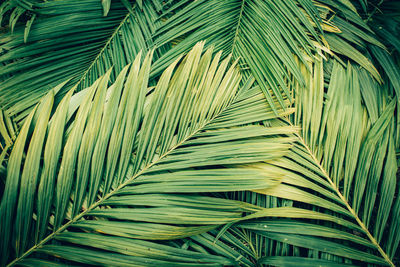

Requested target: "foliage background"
[{"left": 0, "top": 0, "right": 399, "bottom": 266}]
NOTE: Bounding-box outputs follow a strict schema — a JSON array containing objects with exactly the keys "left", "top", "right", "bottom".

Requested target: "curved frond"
[
  {"left": 240, "top": 54, "right": 399, "bottom": 266},
  {"left": 154, "top": 0, "right": 325, "bottom": 113},
  {"left": 0, "top": 0, "right": 163, "bottom": 127},
  {"left": 0, "top": 0, "right": 39, "bottom": 34},
  {"left": 0, "top": 43, "right": 296, "bottom": 266}
]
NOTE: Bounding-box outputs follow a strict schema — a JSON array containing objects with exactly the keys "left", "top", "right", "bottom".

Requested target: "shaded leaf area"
[
  {"left": 0, "top": 43, "right": 298, "bottom": 266},
  {"left": 321, "top": 0, "right": 400, "bottom": 104},
  {"left": 0, "top": 108, "right": 15, "bottom": 175},
  {"left": 0, "top": 0, "right": 144, "bottom": 29},
  {"left": 152, "top": 0, "right": 389, "bottom": 114},
  {"left": 0, "top": 0, "right": 164, "bottom": 129},
  {"left": 319, "top": 0, "right": 383, "bottom": 81},
  {"left": 0, "top": 0, "right": 41, "bottom": 33},
  {"left": 359, "top": 1, "right": 400, "bottom": 153},
  {"left": 153, "top": 0, "right": 325, "bottom": 114}
]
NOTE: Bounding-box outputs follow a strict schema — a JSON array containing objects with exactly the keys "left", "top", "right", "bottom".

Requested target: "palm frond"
[
  {"left": 152, "top": 0, "right": 389, "bottom": 113},
  {"left": 189, "top": 42, "right": 399, "bottom": 265},
  {"left": 153, "top": 0, "right": 326, "bottom": 114},
  {"left": 1, "top": 0, "right": 400, "bottom": 266},
  {"left": 0, "top": 0, "right": 163, "bottom": 128},
  {"left": 0, "top": 108, "right": 15, "bottom": 165},
  {"left": 237, "top": 54, "right": 399, "bottom": 266},
  {"left": 0, "top": 0, "right": 39, "bottom": 34},
  {"left": 0, "top": 43, "right": 297, "bottom": 266}
]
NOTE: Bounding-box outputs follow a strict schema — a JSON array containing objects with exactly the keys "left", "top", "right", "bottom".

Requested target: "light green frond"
[{"left": 0, "top": 43, "right": 296, "bottom": 266}]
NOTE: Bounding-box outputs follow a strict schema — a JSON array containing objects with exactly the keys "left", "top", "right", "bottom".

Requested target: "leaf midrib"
[
  {"left": 7, "top": 81, "right": 242, "bottom": 266},
  {"left": 287, "top": 120, "right": 395, "bottom": 267},
  {"left": 230, "top": 0, "right": 246, "bottom": 55},
  {"left": 0, "top": 3, "right": 138, "bottom": 157},
  {"left": 74, "top": 4, "right": 137, "bottom": 90}
]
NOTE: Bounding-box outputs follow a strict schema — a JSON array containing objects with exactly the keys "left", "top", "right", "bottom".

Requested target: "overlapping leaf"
[
  {"left": 0, "top": 0, "right": 163, "bottom": 129},
  {"left": 232, "top": 55, "right": 399, "bottom": 266},
  {"left": 1, "top": 0, "right": 400, "bottom": 266},
  {"left": 153, "top": 0, "right": 325, "bottom": 113}
]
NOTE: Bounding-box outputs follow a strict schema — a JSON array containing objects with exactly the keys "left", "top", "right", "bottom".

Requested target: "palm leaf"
[
  {"left": 0, "top": 43, "right": 298, "bottom": 266},
  {"left": 153, "top": 0, "right": 324, "bottom": 114},
  {"left": 0, "top": 108, "right": 16, "bottom": 171},
  {"left": 237, "top": 54, "right": 399, "bottom": 266},
  {"left": 1, "top": 0, "right": 400, "bottom": 266},
  {"left": 0, "top": 0, "right": 38, "bottom": 34},
  {"left": 187, "top": 37, "right": 399, "bottom": 266},
  {"left": 0, "top": 0, "right": 163, "bottom": 128},
  {"left": 152, "top": 0, "right": 387, "bottom": 114}
]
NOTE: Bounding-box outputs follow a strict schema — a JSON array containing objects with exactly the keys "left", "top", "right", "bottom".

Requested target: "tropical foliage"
[{"left": 0, "top": 0, "right": 399, "bottom": 266}]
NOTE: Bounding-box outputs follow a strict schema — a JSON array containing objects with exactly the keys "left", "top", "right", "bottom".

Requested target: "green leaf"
[{"left": 1, "top": 43, "right": 295, "bottom": 266}]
